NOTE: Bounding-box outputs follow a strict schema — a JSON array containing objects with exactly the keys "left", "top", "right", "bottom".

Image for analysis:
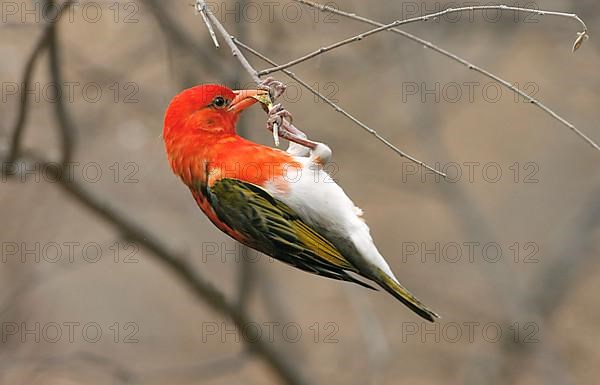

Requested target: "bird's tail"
[{"left": 372, "top": 267, "right": 440, "bottom": 322}]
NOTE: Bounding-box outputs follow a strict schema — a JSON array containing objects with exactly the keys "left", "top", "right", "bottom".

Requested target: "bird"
[{"left": 163, "top": 83, "right": 439, "bottom": 321}]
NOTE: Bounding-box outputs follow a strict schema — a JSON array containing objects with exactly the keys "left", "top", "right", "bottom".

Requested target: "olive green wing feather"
[{"left": 203, "top": 178, "right": 376, "bottom": 290}]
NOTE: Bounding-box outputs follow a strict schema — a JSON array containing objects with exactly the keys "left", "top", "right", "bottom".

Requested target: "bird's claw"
[
  {"left": 267, "top": 104, "right": 293, "bottom": 131},
  {"left": 267, "top": 104, "right": 294, "bottom": 147},
  {"left": 258, "top": 81, "right": 315, "bottom": 152},
  {"left": 258, "top": 77, "right": 286, "bottom": 101},
  {"left": 267, "top": 103, "right": 293, "bottom": 124}
]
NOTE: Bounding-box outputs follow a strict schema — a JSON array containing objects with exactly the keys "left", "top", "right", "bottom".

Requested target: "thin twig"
[
  {"left": 234, "top": 39, "right": 447, "bottom": 177},
  {"left": 195, "top": 0, "right": 220, "bottom": 48},
  {"left": 291, "top": 0, "right": 600, "bottom": 151},
  {"left": 6, "top": 1, "right": 73, "bottom": 164},
  {"left": 195, "top": 0, "right": 259, "bottom": 82},
  {"left": 263, "top": 3, "right": 588, "bottom": 76}
]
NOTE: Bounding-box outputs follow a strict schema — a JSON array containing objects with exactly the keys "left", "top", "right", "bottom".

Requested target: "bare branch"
[
  {"left": 234, "top": 39, "right": 446, "bottom": 177},
  {"left": 6, "top": 1, "right": 74, "bottom": 165},
  {"left": 195, "top": 0, "right": 259, "bottom": 82},
  {"left": 195, "top": 0, "right": 220, "bottom": 48},
  {"left": 264, "top": 3, "right": 588, "bottom": 76},
  {"left": 291, "top": 0, "right": 600, "bottom": 151}
]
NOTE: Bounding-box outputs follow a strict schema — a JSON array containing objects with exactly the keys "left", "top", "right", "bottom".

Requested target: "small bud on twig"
[{"left": 572, "top": 31, "right": 589, "bottom": 53}]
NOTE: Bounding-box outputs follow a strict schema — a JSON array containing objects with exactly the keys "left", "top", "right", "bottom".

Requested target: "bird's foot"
[
  {"left": 258, "top": 77, "right": 286, "bottom": 101},
  {"left": 267, "top": 103, "right": 294, "bottom": 147},
  {"left": 267, "top": 103, "right": 293, "bottom": 127},
  {"left": 260, "top": 82, "right": 323, "bottom": 157}
]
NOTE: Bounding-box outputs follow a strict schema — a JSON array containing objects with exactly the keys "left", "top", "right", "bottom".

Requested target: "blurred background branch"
[{"left": 1, "top": 0, "right": 599, "bottom": 384}]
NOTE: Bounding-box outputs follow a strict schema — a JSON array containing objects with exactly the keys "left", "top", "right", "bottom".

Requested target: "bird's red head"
[{"left": 163, "top": 84, "right": 267, "bottom": 142}]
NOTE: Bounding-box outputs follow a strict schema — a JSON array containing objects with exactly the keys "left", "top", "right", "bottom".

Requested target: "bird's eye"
[{"left": 212, "top": 96, "right": 227, "bottom": 108}]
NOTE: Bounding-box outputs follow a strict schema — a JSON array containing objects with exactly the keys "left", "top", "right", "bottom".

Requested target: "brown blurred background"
[{"left": 1, "top": 0, "right": 599, "bottom": 384}]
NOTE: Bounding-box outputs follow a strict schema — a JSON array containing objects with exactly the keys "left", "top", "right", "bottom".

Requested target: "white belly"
[{"left": 264, "top": 157, "right": 397, "bottom": 280}]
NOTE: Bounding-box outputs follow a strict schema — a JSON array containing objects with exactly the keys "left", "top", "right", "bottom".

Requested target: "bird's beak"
[{"left": 228, "top": 89, "right": 270, "bottom": 114}]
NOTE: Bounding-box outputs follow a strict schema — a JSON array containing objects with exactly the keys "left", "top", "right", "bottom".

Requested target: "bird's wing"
[{"left": 201, "top": 177, "right": 376, "bottom": 290}]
